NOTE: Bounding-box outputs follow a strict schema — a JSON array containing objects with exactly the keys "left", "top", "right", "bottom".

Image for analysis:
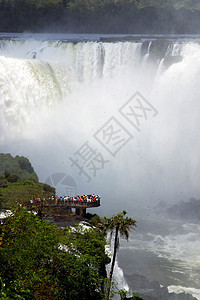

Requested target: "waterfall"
[
  {"left": 1, "top": 34, "right": 200, "bottom": 299},
  {"left": 0, "top": 35, "right": 200, "bottom": 212},
  {"left": 0, "top": 38, "right": 181, "bottom": 137},
  {"left": 0, "top": 40, "right": 143, "bottom": 138}
]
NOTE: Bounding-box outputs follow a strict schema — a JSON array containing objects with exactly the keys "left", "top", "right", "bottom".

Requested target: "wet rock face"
[
  {"left": 125, "top": 273, "right": 197, "bottom": 300},
  {"left": 163, "top": 55, "right": 183, "bottom": 68},
  {"left": 140, "top": 39, "right": 183, "bottom": 69},
  {"left": 155, "top": 198, "right": 200, "bottom": 222},
  {"left": 167, "top": 198, "right": 200, "bottom": 221},
  {"left": 149, "top": 40, "right": 173, "bottom": 61},
  {"left": 140, "top": 39, "right": 172, "bottom": 61}
]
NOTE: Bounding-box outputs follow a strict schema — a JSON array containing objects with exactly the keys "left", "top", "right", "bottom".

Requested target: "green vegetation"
[
  {"left": 0, "top": 0, "right": 200, "bottom": 33},
  {"left": 102, "top": 211, "right": 137, "bottom": 300},
  {"left": 0, "top": 207, "right": 142, "bottom": 299},
  {"left": 0, "top": 153, "right": 55, "bottom": 209},
  {"left": 117, "top": 289, "right": 144, "bottom": 300},
  {"left": 0, "top": 207, "right": 109, "bottom": 299},
  {"left": 86, "top": 213, "right": 102, "bottom": 226},
  {"left": 0, "top": 154, "right": 38, "bottom": 182},
  {"left": 0, "top": 172, "right": 55, "bottom": 209},
  {"left": 0, "top": 154, "right": 142, "bottom": 299}
]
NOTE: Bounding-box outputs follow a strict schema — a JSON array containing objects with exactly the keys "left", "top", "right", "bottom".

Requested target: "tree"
[
  {"left": 0, "top": 207, "right": 109, "bottom": 299},
  {"left": 0, "top": 154, "right": 38, "bottom": 182},
  {"left": 103, "top": 211, "right": 136, "bottom": 300}
]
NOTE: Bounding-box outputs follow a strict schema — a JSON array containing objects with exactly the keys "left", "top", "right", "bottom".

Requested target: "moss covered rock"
[{"left": 0, "top": 153, "right": 38, "bottom": 182}]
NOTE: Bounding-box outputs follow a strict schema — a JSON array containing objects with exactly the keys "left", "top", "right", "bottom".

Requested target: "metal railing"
[{"left": 28, "top": 199, "right": 100, "bottom": 208}]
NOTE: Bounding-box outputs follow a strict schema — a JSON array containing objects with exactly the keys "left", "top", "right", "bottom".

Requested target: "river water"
[{"left": 0, "top": 33, "right": 200, "bottom": 299}]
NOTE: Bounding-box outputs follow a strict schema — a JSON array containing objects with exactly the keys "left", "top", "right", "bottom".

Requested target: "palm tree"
[{"left": 103, "top": 211, "right": 137, "bottom": 300}]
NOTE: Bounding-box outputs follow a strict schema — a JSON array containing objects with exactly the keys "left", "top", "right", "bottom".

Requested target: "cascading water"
[
  {"left": 1, "top": 36, "right": 199, "bottom": 203},
  {"left": 0, "top": 34, "right": 200, "bottom": 299},
  {"left": 0, "top": 39, "right": 143, "bottom": 138}
]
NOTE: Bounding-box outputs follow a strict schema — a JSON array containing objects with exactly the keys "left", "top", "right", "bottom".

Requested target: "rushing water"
[
  {"left": 0, "top": 33, "right": 200, "bottom": 299},
  {"left": 118, "top": 209, "right": 200, "bottom": 299}
]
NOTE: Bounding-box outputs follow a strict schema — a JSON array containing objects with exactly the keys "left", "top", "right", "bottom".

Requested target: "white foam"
[
  {"left": 106, "top": 244, "right": 129, "bottom": 292},
  {"left": 168, "top": 285, "right": 200, "bottom": 300},
  {"left": 0, "top": 210, "right": 12, "bottom": 219}
]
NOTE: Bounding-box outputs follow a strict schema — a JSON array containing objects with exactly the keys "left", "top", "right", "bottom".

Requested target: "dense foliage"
[
  {"left": 0, "top": 0, "right": 200, "bottom": 33},
  {"left": 0, "top": 207, "right": 109, "bottom": 299},
  {"left": 0, "top": 154, "right": 38, "bottom": 182},
  {"left": 0, "top": 172, "right": 55, "bottom": 208}
]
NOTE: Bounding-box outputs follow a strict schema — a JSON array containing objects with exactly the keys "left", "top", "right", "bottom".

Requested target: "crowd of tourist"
[{"left": 56, "top": 194, "right": 100, "bottom": 205}]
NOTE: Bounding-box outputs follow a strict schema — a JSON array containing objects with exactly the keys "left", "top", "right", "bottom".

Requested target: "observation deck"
[{"left": 28, "top": 197, "right": 101, "bottom": 217}]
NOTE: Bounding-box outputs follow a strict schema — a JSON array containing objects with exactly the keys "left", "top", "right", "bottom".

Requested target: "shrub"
[
  {"left": 42, "top": 183, "right": 55, "bottom": 193},
  {"left": 16, "top": 156, "right": 34, "bottom": 174},
  {"left": 17, "top": 180, "right": 35, "bottom": 186},
  {"left": 0, "top": 180, "right": 8, "bottom": 188},
  {"left": 4, "top": 171, "right": 10, "bottom": 179},
  {"left": 7, "top": 174, "right": 20, "bottom": 183}
]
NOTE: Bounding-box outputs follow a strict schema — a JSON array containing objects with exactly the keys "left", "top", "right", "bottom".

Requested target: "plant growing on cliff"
[
  {"left": 103, "top": 211, "right": 137, "bottom": 300},
  {"left": 0, "top": 153, "right": 38, "bottom": 182},
  {"left": 0, "top": 207, "right": 109, "bottom": 299}
]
